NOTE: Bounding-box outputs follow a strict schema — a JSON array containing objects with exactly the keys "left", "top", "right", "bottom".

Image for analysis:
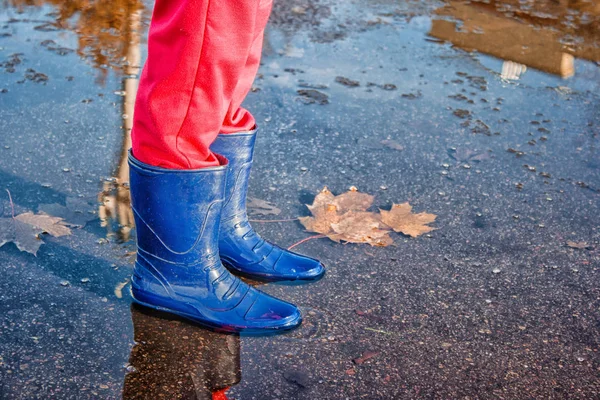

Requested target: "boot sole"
[
  {"left": 130, "top": 287, "right": 302, "bottom": 336},
  {"left": 221, "top": 259, "right": 326, "bottom": 284}
]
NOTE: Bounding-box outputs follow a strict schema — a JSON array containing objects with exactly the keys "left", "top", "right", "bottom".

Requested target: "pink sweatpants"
[{"left": 132, "top": 0, "right": 273, "bottom": 169}]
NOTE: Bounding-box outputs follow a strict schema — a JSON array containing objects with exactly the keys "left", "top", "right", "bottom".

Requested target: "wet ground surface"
[{"left": 1, "top": 0, "right": 599, "bottom": 398}]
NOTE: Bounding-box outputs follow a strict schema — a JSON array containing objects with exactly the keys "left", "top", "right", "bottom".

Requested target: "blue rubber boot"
[
  {"left": 210, "top": 129, "right": 325, "bottom": 282},
  {"left": 128, "top": 151, "right": 301, "bottom": 334}
]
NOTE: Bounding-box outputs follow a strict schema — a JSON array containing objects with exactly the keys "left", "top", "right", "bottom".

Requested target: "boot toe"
[
  {"left": 244, "top": 291, "right": 302, "bottom": 331},
  {"left": 273, "top": 250, "right": 326, "bottom": 281}
]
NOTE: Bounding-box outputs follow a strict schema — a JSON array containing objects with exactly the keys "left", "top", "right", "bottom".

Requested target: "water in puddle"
[{"left": 1, "top": 0, "right": 598, "bottom": 398}]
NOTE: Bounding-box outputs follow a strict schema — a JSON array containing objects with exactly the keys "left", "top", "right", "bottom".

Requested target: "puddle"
[
  {"left": 124, "top": 304, "right": 241, "bottom": 399},
  {"left": 1, "top": 0, "right": 599, "bottom": 398}
]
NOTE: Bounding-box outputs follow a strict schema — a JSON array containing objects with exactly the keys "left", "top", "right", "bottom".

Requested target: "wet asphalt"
[{"left": 0, "top": 0, "right": 599, "bottom": 399}]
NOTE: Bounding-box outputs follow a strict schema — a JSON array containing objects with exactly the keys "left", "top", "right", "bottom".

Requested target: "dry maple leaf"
[
  {"left": 330, "top": 186, "right": 374, "bottom": 212},
  {"left": 300, "top": 187, "right": 391, "bottom": 246},
  {"left": 300, "top": 188, "right": 437, "bottom": 247},
  {"left": 0, "top": 218, "right": 44, "bottom": 256},
  {"left": 15, "top": 212, "right": 72, "bottom": 237},
  {"left": 330, "top": 211, "right": 392, "bottom": 246},
  {"left": 379, "top": 203, "right": 437, "bottom": 238},
  {"left": 305, "top": 187, "right": 336, "bottom": 214},
  {"left": 298, "top": 207, "right": 340, "bottom": 235}
]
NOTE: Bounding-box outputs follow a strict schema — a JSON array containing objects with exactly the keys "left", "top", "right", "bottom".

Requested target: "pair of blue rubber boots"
[{"left": 129, "top": 130, "right": 325, "bottom": 334}]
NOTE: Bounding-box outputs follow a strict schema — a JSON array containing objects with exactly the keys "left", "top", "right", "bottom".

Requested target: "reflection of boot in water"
[{"left": 123, "top": 304, "right": 241, "bottom": 400}]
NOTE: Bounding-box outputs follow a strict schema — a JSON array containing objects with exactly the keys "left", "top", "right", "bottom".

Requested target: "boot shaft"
[
  {"left": 128, "top": 151, "right": 228, "bottom": 267},
  {"left": 209, "top": 130, "right": 257, "bottom": 223}
]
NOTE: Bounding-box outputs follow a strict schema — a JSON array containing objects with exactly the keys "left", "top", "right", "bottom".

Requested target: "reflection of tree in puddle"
[
  {"left": 8, "top": 1, "right": 145, "bottom": 241},
  {"left": 124, "top": 305, "right": 240, "bottom": 400},
  {"left": 430, "top": 0, "right": 600, "bottom": 78},
  {"left": 97, "top": 14, "right": 140, "bottom": 243},
  {"left": 8, "top": 0, "right": 147, "bottom": 81}
]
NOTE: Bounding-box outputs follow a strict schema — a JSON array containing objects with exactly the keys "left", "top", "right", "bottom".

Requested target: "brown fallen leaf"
[
  {"left": 352, "top": 351, "right": 380, "bottom": 365},
  {"left": 300, "top": 187, "right": 437, "bottom": 247},
  {"left": 247, "top": 197, "right": 281, "bottom": 216},
  {"left": 330, "top": 187, "right": 374, "bottom": 212},
  {"left": 300, "top": 187, "right": 389, "bottom": 246},
  {"left": 379, "top": 203, "right": 437, "bottom": 238},
  {"left": 0, "top": 218, "right": 44, "bottom": 256},
  {"left": 330, "top": 211, "right": 392, "bottom": 246},
  {"left": 566, "top": 241, "right": 593, "bottom": 250},
  {"left": 306, "top": 186, "right": 373, "bottom": 215},
  {"left": 15, "top": 212, "right": 71, "bottom": 237},
  {"left": 298, "top": 209, "right": 340, "bottom": 236},
  {"left": 305, "top": 186, "right": 336, "bottom": 215}
]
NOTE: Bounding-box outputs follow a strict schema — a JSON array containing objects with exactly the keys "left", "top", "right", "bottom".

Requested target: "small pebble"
[
  {"left": 81, "top": 278, "right": 90, "bottom": 283},
  {"left": 485, "top": 299, "right": 492, "bottom": 304},
  {"left": 60, "top": 280, "right": 70, "bottom": 286},
  {"left": 380, "top": 185, "right": 388, "bottom": 190},
  {"left": 492, "top": 268, "right": 501, "bottom": 274},
  {"left": 441, "top": 171, "right": 449, "bottom": 176},
  {"left": 300, "top": 167, "right": 308, "bottom": 171},
  {"left": 62, "top": 168, "right": 71, "bottom": 172},
  {"left": 463, "top": 164, "right": 471, "bottom": 169}
]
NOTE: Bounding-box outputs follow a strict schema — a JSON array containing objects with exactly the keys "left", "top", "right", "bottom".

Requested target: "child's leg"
[
  {"left": 132, "top": 0, "right": 271, "bottom": 169},
  {"left": 221, "top": 0, "right": 273, "bottom": 133}
]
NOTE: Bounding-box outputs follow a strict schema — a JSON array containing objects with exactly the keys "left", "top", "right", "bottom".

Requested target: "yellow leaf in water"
[
  {"left": 300, "top": 187, "right": 392, "bottom": 246},
  {"left": 300, "top": 188, "right": 437, "bottom": 246},
  {"left": 330, "top": 211, "right": 392, "bottom": 246},
  {"left": 15, "top": 212, "right": 71, "bottom": 237},
  {"left": 379, "top": 203, "right": 437, "bottom": 238}
]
